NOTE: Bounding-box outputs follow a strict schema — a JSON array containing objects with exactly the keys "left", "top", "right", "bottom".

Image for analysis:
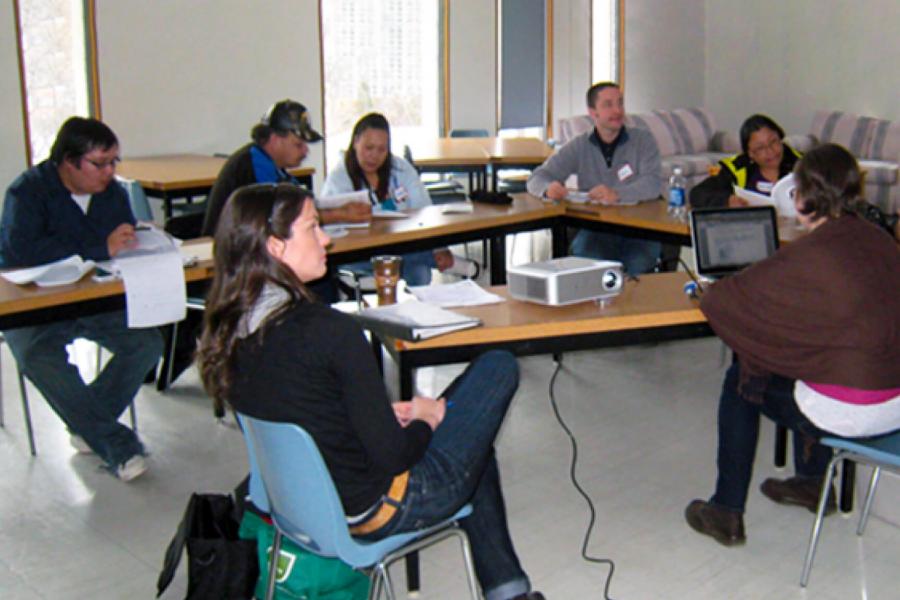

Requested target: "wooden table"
[
  {"left": 328, "top": 195, "right": 564, "bottom": 283},
  {"left": 117, "top": 153, "right": 315, "bottom": 219},
  {"left": 377, "top": 272, "right": 710, "bottom": 399},
  {"left": 406, "top": 137, "right": 554, "bottom": 191}
]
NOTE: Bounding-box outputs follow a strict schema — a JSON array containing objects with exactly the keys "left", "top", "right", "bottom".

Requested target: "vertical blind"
[{"left": 499, "top": 0, "right": 545, "bottom": 130}]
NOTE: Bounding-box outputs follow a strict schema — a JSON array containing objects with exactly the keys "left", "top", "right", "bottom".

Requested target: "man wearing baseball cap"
[{"left": 202, "top": 99, "right": 370, "bottom": 235}]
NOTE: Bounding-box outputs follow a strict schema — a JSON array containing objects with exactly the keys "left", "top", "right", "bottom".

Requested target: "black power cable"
[{"left": 548, "top": 356, "right": 617, "bottom": 600}]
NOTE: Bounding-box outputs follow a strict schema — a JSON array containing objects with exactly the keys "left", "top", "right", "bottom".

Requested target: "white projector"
[{"left": 507, "top": 257, "right": 625, "bottom": 306}]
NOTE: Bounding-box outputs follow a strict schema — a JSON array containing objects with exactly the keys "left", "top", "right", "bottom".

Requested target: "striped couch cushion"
[
  {"left": 809, "top": 110, "right": 900, "bottom": 162},
  {"left": 627, "top": 108, "right": 718, "bottom": 157}
]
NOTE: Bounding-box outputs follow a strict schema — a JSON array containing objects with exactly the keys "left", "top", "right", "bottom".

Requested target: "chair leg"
[
  {"left": 774, "top": 424, "right": 788, "bottom": 469},
  {"left": 380, "top": 563, "right": 397, "bottom": 600},
  {"left": 452, "top": 528, "right": 481, "bottom": 599},
  {"left": 856, "top": 467, "right": 881, "bottom": 536},
  {"left": 129, "top": 402, "right": 138, "bottom": 433},
  {"left": 265, "top": 529, "right": 283, "bottom": 600},
  {"left": 17, "top": 370, "right": 36, "bottom": 456},
  {"left": 800, "top": 452, "right": 843, "bottom": 587},
  {"left": 404, "top": 552, "right": 419, "bottom": 593}
]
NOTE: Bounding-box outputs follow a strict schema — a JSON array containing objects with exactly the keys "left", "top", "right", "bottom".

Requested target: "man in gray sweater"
[{"left": 527, "top": 82, "right": 664, "bottom": 274}]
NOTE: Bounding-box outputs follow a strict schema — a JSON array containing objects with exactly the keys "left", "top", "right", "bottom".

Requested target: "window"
[
  {"left": 320, "top": 0, "right": 441, "bottom": 172},
  {"left": 15, "top": 0, "right": 97, "bottom": 165},
  {"left": 591, "top": 0, "right": 620, "bottom": 84}
]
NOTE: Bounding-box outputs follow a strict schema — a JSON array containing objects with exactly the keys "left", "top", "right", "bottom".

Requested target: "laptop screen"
[{"left": 690, "top": 206, "right": 779, "bottom": 278}]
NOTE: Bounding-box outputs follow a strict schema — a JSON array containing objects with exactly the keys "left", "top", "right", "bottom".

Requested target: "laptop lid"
[{"left": 690, "top": 206, "right": 779, "bottom": 279}]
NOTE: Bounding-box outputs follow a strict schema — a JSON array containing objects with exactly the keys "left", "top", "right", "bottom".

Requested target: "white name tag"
[
  {"left": 617, "top": 163, "right": 634, "bottom": 181},
  {"left": 756, "top": 180, "right": 774, "bottom": 194}
]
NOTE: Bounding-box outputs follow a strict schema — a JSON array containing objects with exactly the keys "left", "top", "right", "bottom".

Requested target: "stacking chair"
[
  {"left": 236, "top": 413, "right": 479, "bottom": 600},
  {"left": 799, "top": 429, "right": 900, "bottom": 587},
  {"left": 0, "top": 336, "right": 136, "bottom": 456}
]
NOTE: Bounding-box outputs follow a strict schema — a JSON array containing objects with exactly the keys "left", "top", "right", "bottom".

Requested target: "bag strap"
[{"left": 156, "top": 493, "right": 200, "bottom": 597}]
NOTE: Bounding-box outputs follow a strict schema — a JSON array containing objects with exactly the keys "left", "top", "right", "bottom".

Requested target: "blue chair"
[
  {"left": 800, "top": 429, "right": 900, "bottom": 587},
  {"left": 236, "top": 413, "right": 480, "bottom": 600}
]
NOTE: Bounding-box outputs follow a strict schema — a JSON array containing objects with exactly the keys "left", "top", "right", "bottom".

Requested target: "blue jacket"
[{"left": 0, "top": 160, "right": 135, "bottom": 267}]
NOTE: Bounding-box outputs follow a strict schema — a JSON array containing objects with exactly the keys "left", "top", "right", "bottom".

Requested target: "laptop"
[{"left": 689, "top": 206, "right": 779, "bottom": 279}]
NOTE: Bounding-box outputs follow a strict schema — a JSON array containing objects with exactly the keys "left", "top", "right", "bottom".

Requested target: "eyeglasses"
[
  {"left": 83, "top": 156, "right": 121, "bottom": 170},
  {"left": 748, "top": 138, "right": 782, "bottom": 156}
]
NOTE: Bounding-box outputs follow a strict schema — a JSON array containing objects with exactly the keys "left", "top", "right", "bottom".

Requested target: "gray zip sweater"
[{"left": 527, "top": 126, "right": 664, "bottom": 204}]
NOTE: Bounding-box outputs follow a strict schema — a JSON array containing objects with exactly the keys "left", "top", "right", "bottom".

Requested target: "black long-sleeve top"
[{"left": 229, "top": 301, "right": 432, "bottom": 514}]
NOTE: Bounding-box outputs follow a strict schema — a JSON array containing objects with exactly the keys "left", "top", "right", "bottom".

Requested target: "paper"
[
  {"left": 372, "top": 207, "right": 408, "bottom": 219},
  {"left": 316, "top": 190, "right": 370, "bottom": 209},
  {"left": 355, "top": 300, "right": 481, "bottom": 341},
  {"left": 440, "top": 202, "right": 474, "bottom": 214},
  {"left": 770, "top": 173, "right": 797, "bottom": 217},
  {"left": 1, "top": 255, "right": 96, "bottom": 287},
  {"left": 566, "top": 190, "right": 591, "bottom": 204},
  {"left": 322, "top": 225, "right": 349, "bottom": 238},
  {"left": 408, "top": 279, "right": 504, "bottom": 307},
  {"left": 113, "top": 229, "right": 187, "bottom": 328}
]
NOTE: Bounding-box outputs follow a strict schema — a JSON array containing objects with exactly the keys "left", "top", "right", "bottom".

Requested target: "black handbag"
[{"left": 157, "top": 493, "right": 259, "bottom": 599}]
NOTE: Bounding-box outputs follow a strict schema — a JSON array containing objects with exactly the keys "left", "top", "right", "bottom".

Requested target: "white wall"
[
  {"left": 95, "top": 0, "right": 325, "bottom": 186},
  {"left": 0, "top": 2, "right": 27, "bottom": 191},
  {"left": 705, "top": 0, "right": 900, "bottom": 135},
  {"left": 624, "top": 0, "right": 705, "bottom": 113},
  {"left": 550, "top": 0, "right": 706, "bottom": 130}
]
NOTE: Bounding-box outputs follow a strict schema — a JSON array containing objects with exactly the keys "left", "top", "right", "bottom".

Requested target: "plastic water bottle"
[{"left": 668, "top": 166, "right": 687, "bottom": 220}]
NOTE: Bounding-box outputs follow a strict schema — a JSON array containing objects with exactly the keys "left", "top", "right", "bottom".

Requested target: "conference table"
[
  {"left": 117, "top": 154, "right": 315, "bottom": 219},
  {"left": 406, "top": 137, "right": 553, "bottom": 191}
]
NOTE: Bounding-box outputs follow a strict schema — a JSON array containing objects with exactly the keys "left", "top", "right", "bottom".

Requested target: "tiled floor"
[{"left": 1, "top": 336, "right": 898, "bottom": 599}]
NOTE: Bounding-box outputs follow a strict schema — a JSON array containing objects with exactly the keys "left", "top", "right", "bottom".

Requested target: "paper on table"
[
  {"left": 408, "top": 279, "right": 504, "bottom": 307},
  {"left": 1, "top": 255, "right": 95, "bottom": 287},
  {"left": 440, "top": 202, "right": 474, "bottom": 214},
  {"left": 566, "top": 190, "right": 591, "bottom": 204},
  {"left": 316, "top": 190, "right": 369, "bottom": 209},
  {"left": 113, "top": 229, "right": 186, "bottom": 328},
  {"left": 355, "top": 299, "right": 481, "bottom": 341},
  {"left": 372, "top": 207, "right": 408, "bottom": 218}
]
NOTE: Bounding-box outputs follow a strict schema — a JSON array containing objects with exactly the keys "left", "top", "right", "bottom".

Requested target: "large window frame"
[
  {"left": 590, "top": 0, "right": 624, "bottom": 88},
  {"left": 318, "top": 0, "right": 447, "bottom": 174},
  {"left": 13, "top": 0, "right": 102, "bottom": 166}
]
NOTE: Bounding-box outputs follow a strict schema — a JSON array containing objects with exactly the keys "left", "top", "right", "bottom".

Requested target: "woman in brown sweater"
[{"left": 685, "top": 143, "right": 900, "bottom": 546}]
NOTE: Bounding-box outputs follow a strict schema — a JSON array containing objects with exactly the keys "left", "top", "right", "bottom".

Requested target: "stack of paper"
[
  {"left": 408, "top": 279, "right": 504, "bottom": 307},
  {"left": 1, "top": 255, "right": 95, "bottom": 287},
  {"left": 354, "top": 300, "right": 481, "bottom": 341}
]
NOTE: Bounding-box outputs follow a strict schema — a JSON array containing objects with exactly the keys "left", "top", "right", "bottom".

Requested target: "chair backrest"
[
  {"left": 237, "top": 413, "right": 357, "bottom": 559},
  {"left": 450, "top": 128, "right": 489, "bottom": 138},
  {"left": 115, "top": 176, "right": 154, "bottom": 222}
]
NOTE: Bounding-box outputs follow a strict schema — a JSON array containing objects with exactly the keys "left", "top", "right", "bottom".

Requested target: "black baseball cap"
[{"left": 261, "top": 100, "right": 323, "bottom": 142}]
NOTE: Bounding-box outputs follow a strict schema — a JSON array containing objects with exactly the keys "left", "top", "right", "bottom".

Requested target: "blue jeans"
[
  {"left": 343, "top": 249, "right": 436, "bottom": 287},
  {"left": 367, "top": 350, "right": 531, "bottom": 600},
  {"left": 570, "top": 229, "right": 661, "bottom": 275},
  {"left": 3, "top": 311, "right": 163, "bottom": 469},
  {"left": 711, "top": 361, "right": 832, "bottom": 512}
]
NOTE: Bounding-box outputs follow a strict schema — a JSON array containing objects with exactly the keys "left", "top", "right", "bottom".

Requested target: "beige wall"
[
  {"left": 95, "top": 0, "right": 325, "bottom": 185},
  {"left": 0, "top": 2, "right": 26, "bottom": 191},
  {"left": 705, "top": 0, "right": 900, "bottom": 135}
]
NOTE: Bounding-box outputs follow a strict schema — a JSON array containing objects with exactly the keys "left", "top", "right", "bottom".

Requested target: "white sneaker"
[
  {"left": 115, "top": 454, "right": 148, "bottom": 482},
  {"left": 443, "top": 256, "right": 480, "bottom": 279},
  {"left": 70, "top": 435, "right": 94, "bottom": 454}
]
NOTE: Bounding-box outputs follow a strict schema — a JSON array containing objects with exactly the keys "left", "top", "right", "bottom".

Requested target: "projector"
[{"left": 507, "top": 257, "right": 624, "bottom": 306}]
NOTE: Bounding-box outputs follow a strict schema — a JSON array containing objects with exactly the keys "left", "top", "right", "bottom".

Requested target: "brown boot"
[
  {"left": 685, "top": 499, "right": 746, "bottom": 546},
  {"left": 760, "top": 476, "right": 837, "bottom": 515}
]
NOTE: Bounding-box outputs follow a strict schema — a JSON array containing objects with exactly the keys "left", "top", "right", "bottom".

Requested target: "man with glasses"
[{"left": 0, "top": 117, "right": 163, "bottom": 481}]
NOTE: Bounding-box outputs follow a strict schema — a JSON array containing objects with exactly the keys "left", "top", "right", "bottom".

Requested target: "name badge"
[
  {"left": 756, "top": 180, "right": 774, "bottom": 194},
  {"left": 617, "top": 164, "right": 634, "bottom": 181}
]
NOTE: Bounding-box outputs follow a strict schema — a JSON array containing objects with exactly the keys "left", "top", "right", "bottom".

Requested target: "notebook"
[{"left": 690, "top": 206, "right": 779, "bottom": 279}]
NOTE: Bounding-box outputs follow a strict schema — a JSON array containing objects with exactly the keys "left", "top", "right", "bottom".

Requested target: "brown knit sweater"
[{"left": 701, "top": 214, "right": 900, "bottom": 392}]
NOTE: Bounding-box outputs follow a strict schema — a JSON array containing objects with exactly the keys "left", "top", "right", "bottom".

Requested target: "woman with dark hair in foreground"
[{"left": 197, "top": 183, "right": 542, "bottom": 599}]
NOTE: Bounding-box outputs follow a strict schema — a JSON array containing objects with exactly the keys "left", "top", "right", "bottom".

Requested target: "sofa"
[
  {"left": 556, "top": 107, "right": 740, "bottom": 189},
  {"left": 795, "top": 110, "right": 899, "bottom": 213}
]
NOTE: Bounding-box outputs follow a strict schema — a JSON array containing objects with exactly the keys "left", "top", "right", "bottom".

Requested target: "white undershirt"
[
  {"left": 71, "top": 193, "right": 91, "bottom": 214},
  {"left": 794, "top": 381, "right": 900, "bottom": 438}
]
